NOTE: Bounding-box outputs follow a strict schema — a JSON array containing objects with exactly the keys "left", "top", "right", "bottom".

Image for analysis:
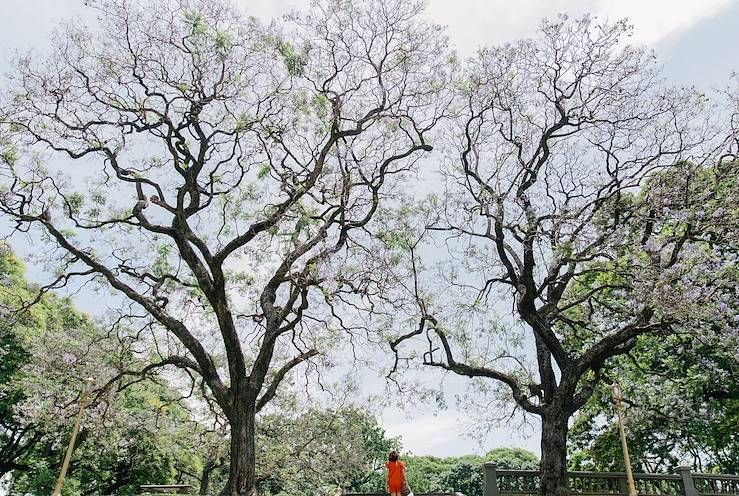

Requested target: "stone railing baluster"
[
  {"left": 483, "top": 462, "right": 500, "bottom": 496},
  {"left": 678, "top": 466, "right": 699, "bottom": 496}
]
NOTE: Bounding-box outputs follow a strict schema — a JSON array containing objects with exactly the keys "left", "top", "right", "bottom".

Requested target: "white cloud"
[
  {"left": 239, "top": 0, "right": 735, "bottom": 56},
  {"left": 424, "top": 0, "right": 736, "bottom": 55},
  {"left": 593, "top": 0, "right": 736, "bottom": 45},
  {"left": 381, "top": 404, "right": 541, "bottom": 457},
  {"left": 424, "top": 0, "right": 593, "bottom": 54},
  {"left": 383, "top": 411, "right": 464, "bottom": 454}
]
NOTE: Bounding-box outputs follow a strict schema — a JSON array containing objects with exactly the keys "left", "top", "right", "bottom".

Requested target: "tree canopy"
[
  {"left": 382, "top": 15, "right": 735, "bottom": 496},
  {"left": 0, "top": 2, "right": 737, "bottom": 496},
  {"left": 0, "top": 0, "right": 450, "bottom": 493}
]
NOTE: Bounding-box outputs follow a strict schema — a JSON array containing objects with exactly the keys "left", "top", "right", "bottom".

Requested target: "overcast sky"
[
  {"left": 3, "top": 0, "right": 739, "bottom": 87},
  {"left": 2, "top": 0, "right": 738, "bottom": 459}
]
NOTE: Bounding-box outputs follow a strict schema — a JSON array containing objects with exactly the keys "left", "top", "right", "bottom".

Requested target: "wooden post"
[
  {"left": 612, "top": 383, "right": 637, "bottom": 496},
  {"left": 52, "top": 377, "right": 94, "bottom": 496},
  {"left": 484, "top": 462, "right": 500, "bottom": 496},
  {"left": 678, "top": 466, "right": 699, "bottom": 496}
]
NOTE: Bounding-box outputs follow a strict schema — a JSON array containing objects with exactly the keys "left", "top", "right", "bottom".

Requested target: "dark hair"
[{"left": 389, "top": 450, "right": 399, "bottom": 462}]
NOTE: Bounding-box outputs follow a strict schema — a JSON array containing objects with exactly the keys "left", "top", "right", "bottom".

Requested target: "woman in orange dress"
[{"left": 385, "top": 450, "right": 406, "bottom": 496}]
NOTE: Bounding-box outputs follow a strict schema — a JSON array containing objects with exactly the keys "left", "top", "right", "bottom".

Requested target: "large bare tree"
[
  {"left": 0, "top": 0, "right": 450, "bottom": 493},
  {"left": 387, "top": 15, "right": 723, "bottom": 496}
]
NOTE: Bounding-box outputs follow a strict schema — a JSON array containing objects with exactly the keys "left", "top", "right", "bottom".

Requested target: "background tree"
[
  {"left": 569, "top": 161, "right": 739, "bottom": 474},
  {"left": 401, "top": 448, "right": 538, "bottom": 496},
  {"left": 0, "top": 241, "right": 112, "bottom": 483},
  {"left": 386, "top": 15, "right": 724, "bottom": 496},
  {"left": 568, "top": 333, "right": 739, "bottom": 474},
  {"left": 720, "top": 74, "right": 738, "bottom": 163},
  {"left": 0, "top": 243, "right": 40, "bottom": 478},
  {"left": 4, "top": 241, "right": 406, "bottom": 496},
  {"left": 9, "top": 382, "right": 209, "bottom": 496},
  {"left": 0, "top": 242, "right": 215, "bottom": 495},
  {"left": 255, "top": 406, "right": 398, "bottom": 495},
  {"left": 0, "top": 0, "right": 450, "bottom": 494}
]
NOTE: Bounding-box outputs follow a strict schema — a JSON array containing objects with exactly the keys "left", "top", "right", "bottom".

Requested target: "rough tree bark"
[
  {"left": 224, "top": 404, "right": 257, "bottom": 496},
  {"left": 540, "top": 405, "right": 570, "bottom": 496}
]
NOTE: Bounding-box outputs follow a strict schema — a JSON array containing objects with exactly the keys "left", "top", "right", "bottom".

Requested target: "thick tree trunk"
[
  {"left": 221, "top": 405, "right": 258, "bottom": 496},
  {"left": 540, "top": 409, "right": 570, "bottom": 496}
]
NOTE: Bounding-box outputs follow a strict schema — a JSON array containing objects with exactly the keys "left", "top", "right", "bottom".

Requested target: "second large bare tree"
[{"left": 387, "top": 15, "right": 725, "bottom": 496}]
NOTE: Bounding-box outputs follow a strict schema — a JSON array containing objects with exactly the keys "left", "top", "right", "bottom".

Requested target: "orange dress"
[{"left": 386, "top": 460, "right": 405, "bottom": 492}]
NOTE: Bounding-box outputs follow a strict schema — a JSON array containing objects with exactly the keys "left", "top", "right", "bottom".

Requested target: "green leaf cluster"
[{"left": 396, "top": 448, "right": 538, "bottom": 496}]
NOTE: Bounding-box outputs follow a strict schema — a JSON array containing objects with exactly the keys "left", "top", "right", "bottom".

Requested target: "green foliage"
[
  {"left": 183, "top": 10, "right": 208, "bottom": 36},
  {"left": 276, "top": 41, "right": 307, "bottom": 77},
  {"left": 439, "top": 462, "right": 483, "bottom": 496},
  {"left": 1, "top": 243, "right": 54, "bottom": 478},
  {"left": 0, "top": 142, "right": 18, "bottom": 166},
  {"left": 567, "top": 162, "right": 739, "bottom": 474},
  {"left": 214, "top": 30, "right": 233, "bottom": 55},
  {"left": 67, "top": 192, "right": 85, "bottom": 215},
  {"left": 255, "top": 407, "right": 399, "bottom": 496},
  {"left": 485, "top": 447, "right": 540, "bottom": 469},
  {"left": 0, "top": 243, "right": 205, "bottom": 494},
  {"left": 403, "top": 455, "right": 457, "bottom": 492},
  {"left": 258, "top": 162, "right": 272, "bottom": 179},
  {"left": 311, "top": 94, "right": 329, "bottom": 118},
  {"left": 397, "top": 448, "right": 539, "bottom": 496},
  {"left": 569, "top": 332, "right": 739, "bottom": 474}
]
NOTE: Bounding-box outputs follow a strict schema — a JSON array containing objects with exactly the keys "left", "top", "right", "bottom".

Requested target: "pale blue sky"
[{"left": 1, "top": 0, "right": 737, "bottom": 458}]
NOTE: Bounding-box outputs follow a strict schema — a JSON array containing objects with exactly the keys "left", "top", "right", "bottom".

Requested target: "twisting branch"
[{"left": 256, "top": 350, "right": 320, "bottom": 412}]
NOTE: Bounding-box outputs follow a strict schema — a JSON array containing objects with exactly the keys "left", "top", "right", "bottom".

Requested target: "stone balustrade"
[{"left": 482, "top": 463, "right": 739, "bottom": 496}]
